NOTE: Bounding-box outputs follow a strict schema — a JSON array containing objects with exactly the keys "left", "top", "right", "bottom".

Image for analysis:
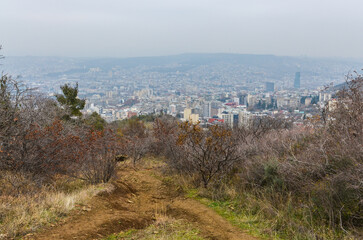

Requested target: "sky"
[{"left": 1, "top": 0, "right": 363, "bottom": 58}]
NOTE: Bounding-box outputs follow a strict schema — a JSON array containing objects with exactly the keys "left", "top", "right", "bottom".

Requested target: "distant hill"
[
  {"left": 2, "top": 53, "right": 363, "bottom": 87},
  {"left": 78, "top": 53, "right": 363, "bottom": 71},
  {"left": 4, "top": 53, "right": 363, "bottom": 70}
]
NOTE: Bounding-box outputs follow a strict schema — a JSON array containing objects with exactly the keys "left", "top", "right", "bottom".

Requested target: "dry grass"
[
  {"left": 138, "top": 156, "right": 167, "bottom": 169},
  {"left": 0, "top": 173, "right": 113, "bottom": 239},
  {"left": 159, "top": 169, "right": 360, "bottom": 240},
  {"left": 104, "top": 209, "right": 204, "bottom": 240}
]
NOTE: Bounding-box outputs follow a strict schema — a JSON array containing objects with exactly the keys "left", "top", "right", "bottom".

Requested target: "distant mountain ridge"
[
  {"left": 5, "top": 53, "right": 363, "bottom": 69},
  {"left": 2, "top": 53, "right": 362, "bottom": 87}
]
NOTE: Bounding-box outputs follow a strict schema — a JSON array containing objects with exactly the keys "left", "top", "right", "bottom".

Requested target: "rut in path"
[{"left": 30, "top": 164, "right": 258, "bottom": 240}]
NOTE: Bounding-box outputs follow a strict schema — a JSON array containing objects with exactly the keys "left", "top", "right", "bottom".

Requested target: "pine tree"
[{"left": 56, "top": 83, "right": 85, "bottom": 120}]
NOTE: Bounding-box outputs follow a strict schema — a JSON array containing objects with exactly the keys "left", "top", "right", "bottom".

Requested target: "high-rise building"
[
  {"left": 202, "top": 102, "right": 211, "bottom": 118},
  {"left": 220, "top": 113, "right": 234, "bottom": 128},
  {"left": 265, "top": 82, "right": 275, "bottom": 92},
  {"left": 238, "top": 111, "right": 252, "bottom": 127},
  {"left": 210, "top": 101, "right": 220, "bottom": 117},
  {"left": 238, "top": 94, "right": 248, "bottom": 105},
  {"left": 294, "top": 72, "right": 301, "bottom": 89},
  {"left": 247, "top": 94, "right": 257, "bottom": 107},
  {"left": 169, "top": 104, "right": 176, "bottom": 115},
  {"left": 183, "top": 108, "right": 192, "bottom": 121}
]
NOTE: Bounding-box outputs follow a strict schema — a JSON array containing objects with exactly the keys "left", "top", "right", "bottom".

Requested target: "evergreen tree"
[
  {"left": 85, "top": 112, "right": 106, "bottom": 131},
  {"left": 56, "top": 83, "right": 85, "bottom": 120}
]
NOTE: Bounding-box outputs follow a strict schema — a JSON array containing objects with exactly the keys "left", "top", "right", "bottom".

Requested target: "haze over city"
[{"left": 1, "top": 0, "right": 363, "bottom": 58}]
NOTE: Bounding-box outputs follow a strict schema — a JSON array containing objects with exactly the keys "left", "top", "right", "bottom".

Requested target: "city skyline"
[{"left": 0, "top": 53, "right": 348, "bottom": 124}]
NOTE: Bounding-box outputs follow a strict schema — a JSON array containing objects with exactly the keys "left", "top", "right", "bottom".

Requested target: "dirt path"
[{"left": 30, "top": 164, "right": 258, "bottom": 240}]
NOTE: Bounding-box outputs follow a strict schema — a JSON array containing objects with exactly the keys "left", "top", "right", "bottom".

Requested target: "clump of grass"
[
  {"left": 104, "top": 211, "right": 204, "bottom": 240},
  {"left": 0, "top": 176, "right": 112, "bottom": 239}
]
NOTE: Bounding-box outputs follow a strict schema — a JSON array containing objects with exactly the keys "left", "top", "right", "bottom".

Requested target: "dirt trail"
[{"left": 30, "top": 164, "right": 258, "bottom": 240}]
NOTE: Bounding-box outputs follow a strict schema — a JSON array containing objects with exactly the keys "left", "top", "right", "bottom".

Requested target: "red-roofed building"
[
  {"left": 208, "top": 118, "right": 224, "bottom": 124},
  {"left": 127, "top": 111, "right": 137, "bottom": 118},
  {"left": 225, "top": 102, "right": 238, "bottom": 107}
]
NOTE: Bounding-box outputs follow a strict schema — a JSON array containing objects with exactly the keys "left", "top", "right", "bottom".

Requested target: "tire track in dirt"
[{"left": 29, "top": 164, "right": 258, "bottom": 240}]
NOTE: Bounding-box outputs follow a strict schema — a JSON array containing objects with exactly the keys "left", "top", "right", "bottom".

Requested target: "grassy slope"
[
  {"left": 155, "top": 165, "right": 357, "bottom": 240},
  {"left": 102, "top": 158, "right": 359, "bottom": 240},
  {"left": 0, "top": 175, "right": 112, "bottom": 238},
  {"left": 184, "top": 188, "right": 356, "bottom": 240}
]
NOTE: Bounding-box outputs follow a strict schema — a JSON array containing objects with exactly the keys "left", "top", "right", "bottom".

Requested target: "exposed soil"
[{"left": 28, "top": 163, "right": 258, "bottom": 240}]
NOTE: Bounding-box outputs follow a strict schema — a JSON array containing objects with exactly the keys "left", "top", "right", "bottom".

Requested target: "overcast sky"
[{"left": 1, "top": 0, "right": 363, "bottom": 58}]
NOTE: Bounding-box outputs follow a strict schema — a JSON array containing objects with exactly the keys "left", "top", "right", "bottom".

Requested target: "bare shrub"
[
  {"left": 118, "top": 118, "right": 151, "bottom": 166},
  {"left": 237, "top": 75, "right": 363, "bottom": 230},
  {"left": 313, "top": 74, "right": 363, "bottom": 228},
  {"left": 0, "top": 75, "right": 119, "bottom": 185},
  {"left": 0, "top": 75, "right": 70, "bottom": 181},
  {"left": 176, "top": 122, "right": 242, "bottom": 188},
  {"left": 152, "top": 116, "right": 186, "bottom": 172},
  {"left": 249, "top": 116, "right": 292, "bottom": 139},
  {"left": 152, "top": 115, "right": 179, "bottom": 156},
  {"left": 78, "top": 129, "right": 119, "bottom": 184}
]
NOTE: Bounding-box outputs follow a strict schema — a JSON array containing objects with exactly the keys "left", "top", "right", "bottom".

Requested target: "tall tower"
[
  {"left": 265, "top": 82, "right": 275, "bottom": 92},
  {"left": 294, "top": 72, "right": 300, "bottom": 89}
]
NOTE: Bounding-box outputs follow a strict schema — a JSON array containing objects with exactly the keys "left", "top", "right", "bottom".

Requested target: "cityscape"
[{"left": 3, "top": 53, "right": 362, "bottom": 125}]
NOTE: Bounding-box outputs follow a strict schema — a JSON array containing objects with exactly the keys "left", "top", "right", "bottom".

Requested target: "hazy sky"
[{"left": 1, "top": 0, "right": 363, "bottom": 58}]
